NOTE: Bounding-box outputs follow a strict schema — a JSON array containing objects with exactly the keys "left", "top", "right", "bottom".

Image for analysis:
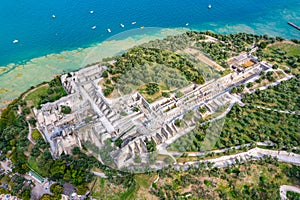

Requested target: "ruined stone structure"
[{"left": 34, "top": 54, "right": 272, "bottom": 170}]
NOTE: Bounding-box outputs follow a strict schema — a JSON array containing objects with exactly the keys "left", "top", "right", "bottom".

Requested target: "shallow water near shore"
[{"left": 0, "top": 28, "right": 186, "bottom": 109}]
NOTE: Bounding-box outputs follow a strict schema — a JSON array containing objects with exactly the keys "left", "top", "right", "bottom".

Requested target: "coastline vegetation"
[
  {"left": 0, "top": 31, "right": 299, "bottom": 199},
  {"left": 24, "top": 77, "right": 67, "bottom": 109}
]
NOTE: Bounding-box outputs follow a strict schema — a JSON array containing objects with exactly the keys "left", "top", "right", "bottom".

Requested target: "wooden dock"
[{"left": 288, "top": 22, "right": 300, "bottom": 31}]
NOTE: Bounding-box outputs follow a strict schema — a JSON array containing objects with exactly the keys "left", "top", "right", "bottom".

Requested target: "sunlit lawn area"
[{"left": 24, "top": 84, "right": 49, "bottom": 107}]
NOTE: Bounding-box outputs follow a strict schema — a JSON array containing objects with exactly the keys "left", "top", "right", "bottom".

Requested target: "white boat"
[
  {"left": 186, "top": 23, "right": 189, "bottom": 26},
  {"left": 120, "top": 23, "right": 125, "bottom": 28},
  {"left": 12, "top": 39, "right": 19, "bottom": 44},
  {"left": 107, "top": 28, "right": 111, "bottom": 33},
  {"left": 131, "top": 21, "right": 136, "bottom": 25},
  {"left": 140, "top": 26, "right": 144, "bottom": 29},
  {"left": 52, "top": 14, "right": 56, "bottom": 18},
  {"left": 208, "top": 4, "right": 212, "bottom": 9},
  {"left": 90, "top": 10, "right": 94, "bottom": 14},
  {"left": 91, "top": 26, "right": 96, "bottom": 30}
]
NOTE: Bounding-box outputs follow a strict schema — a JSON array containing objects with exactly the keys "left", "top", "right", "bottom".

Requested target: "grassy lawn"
[
  {"left": 23, "top": 78, "right": 67, "bottom": 108},
  {"left": 91, "top": 174, "right": 156, "bottom": 200},
  {"left": 137, "top": 85, "right": 165, "bottom": 103},
  {"left": 266, "top": 42, "right": 300, "bottom": 56},
  {"left": 119, "top": 174, "right": 156, "bottom": 200},
  {"left": 135, "top": 174, "right": 152, "bottom": 188},
  {"left": 120, "top": 187, "right": 136, "bottom": 200},
  {"left": 24, "top": 84, "right": 49, "bottom": 107},
  {"left": 91, "top": 177, "right": 125, "bottom": 200},
  {"left": 27, "top": 157, "right": 48, "bottom": 177},
  {"left": 263, "top": 42, "right": 300, "bottom": 76}
]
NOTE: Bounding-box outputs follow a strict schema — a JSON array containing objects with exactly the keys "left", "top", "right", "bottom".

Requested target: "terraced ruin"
[{"left": 34, "top": 46, "right": 279, "bottom": 171}]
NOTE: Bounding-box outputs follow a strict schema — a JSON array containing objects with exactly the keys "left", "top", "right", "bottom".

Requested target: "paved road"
[
  {"left": 31, "top": 183, "right": 51, "bottom": 200},
  {"left": 280, "top": 185, "right": 300, "bottom": 200},
  {"left": 176, "top": 147, "right": 300, "bottom": 170},
  {"left": 181, "top": 141, "right": 273, "bottom": 157},
  {"left": 23, "top": 174, "right": 53, "bottom": 200}
]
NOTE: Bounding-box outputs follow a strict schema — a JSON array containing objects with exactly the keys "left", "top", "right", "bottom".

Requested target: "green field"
[
  {"left": 91, "top": 174, "right": 156, "bottom": 200},
  {"left": 27, "top": 157, "right": 48, "bottom": 177},
  {"left": 261, "top": 41, "right": 300, "bottom": 77},
  {"left": 266, "top": 42, "right": 300, "bottom": 56},
  {"left": 24, "top": 85, "right": 49, "bottom": 107}
]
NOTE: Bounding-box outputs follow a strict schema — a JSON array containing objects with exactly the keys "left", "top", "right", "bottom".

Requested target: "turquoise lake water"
[
  {"left": 1, "top": 0, "right": 299, "bottom": 66},
  {"left": 0, "top": 0, "right": 299, "bottom": 108}
]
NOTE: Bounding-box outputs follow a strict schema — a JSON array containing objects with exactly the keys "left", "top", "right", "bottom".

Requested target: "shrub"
[
  {"left": 77, "top": 185, "right": 88, "bottom": 195},
  {"left": 176, "top": 91, "right": 184, "bottom": 98},
  {"left": 32, "top": 129, "right": 41, "bottom": 141},
  {"left": 145, "top": 140, "right": 156, "bottom": 152},
  {"left": 61, "top": 105, "right": 71, "bottom": 114},
  {"left": 162, "top": 92, "right": 170, "bottom": 98},
  {"left": 199, "top": 106, "right": 207, "bottom": 114},
  {"left": 146, "top": 83, "right": 159, "bottom": 95},
  {"left": 246, "top": 82, "right": 253, "bottom": 88},
  {"left": 114, "top": 138, "right": 123, "bottom": 148},
  {"left": 174, "top": 119, "right": 184, "bottom": 127},
  {"left": 50, "top": 183, "right": 63, "bottom": 195},
  {"left": 102, "top": 70, "right": 108, "bottom": 78},
  {"left": 272, "top": 64, "right": 278, "bottom": 69}
]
